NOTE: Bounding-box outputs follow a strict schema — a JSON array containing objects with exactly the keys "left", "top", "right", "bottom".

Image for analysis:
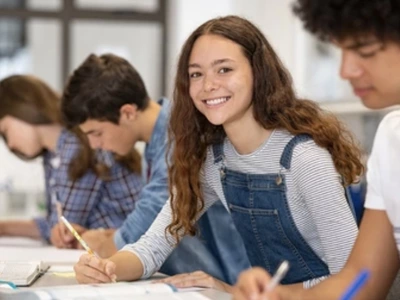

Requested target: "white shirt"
[{"left": 365, "top": 110, "right": 400, "bottom": 251}]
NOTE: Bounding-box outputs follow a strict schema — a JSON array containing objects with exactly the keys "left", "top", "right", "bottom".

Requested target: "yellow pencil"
[
  {"left": 60, "top": 216, "right": 117, "bottom": 283},
  {"left": 60, "top": 216, "right": 96, "bottom": 256}
]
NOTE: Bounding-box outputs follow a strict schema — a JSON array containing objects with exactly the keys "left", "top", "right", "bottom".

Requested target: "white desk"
[{"left": 1, "top": 237, "right": 232, "bottom": 300}]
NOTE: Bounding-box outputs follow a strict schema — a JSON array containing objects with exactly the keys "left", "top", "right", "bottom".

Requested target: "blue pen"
[{"left": 340, "top": 269, "right": 370, "bottom": 300}]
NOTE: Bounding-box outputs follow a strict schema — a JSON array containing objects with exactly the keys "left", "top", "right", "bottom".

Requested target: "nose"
[
  {"left": 340, "top": 51, "right": 363, "bottom": 80},
  {"left": 203, "top": 74, "right": 219, "bottom": 92},
  {"left": 5, "top": 136, "right": 15, "bottom": 149}
]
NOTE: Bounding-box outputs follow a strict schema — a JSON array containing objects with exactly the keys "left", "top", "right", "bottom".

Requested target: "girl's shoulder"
[
  {"left": 55, "top": 130, "right": 81, "bottom": 162},
  {"left": 291, "top": 139, "right": 333, "bottom": 169}
]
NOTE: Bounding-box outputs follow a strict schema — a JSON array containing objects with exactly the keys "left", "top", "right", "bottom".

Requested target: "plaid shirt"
[{"left": 34, "top": 129, "right": 143, "bottom": 241}]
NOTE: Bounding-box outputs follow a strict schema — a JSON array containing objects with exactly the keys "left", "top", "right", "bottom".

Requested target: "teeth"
[{"left": 206, "top": 97, "right": 229, "bottom": 105}]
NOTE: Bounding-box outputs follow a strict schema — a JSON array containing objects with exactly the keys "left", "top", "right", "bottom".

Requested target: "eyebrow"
[
  {"left": 188, "top": 58, "right": 234, "bottom": 69},
  {"left": 345, "top": 40, "right": 381, "bottom": 50},
  {"left": 82, "top": 129, "right": 97, "bottom": 135}
]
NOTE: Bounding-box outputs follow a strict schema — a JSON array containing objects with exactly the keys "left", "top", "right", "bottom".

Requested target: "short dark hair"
[
  {"left": 61, "top": 53, "right": 149, "bottom": 128},
  {"left": 293, "top": 0, "right": 400, "bottom": 42}
]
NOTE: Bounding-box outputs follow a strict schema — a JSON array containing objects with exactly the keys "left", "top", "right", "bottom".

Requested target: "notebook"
[
  {"left": 0, "top": 261, "right": 46, "bottom": 286},
  {"left": 0, "top": 282, "right": 210, "bottom": 300}
]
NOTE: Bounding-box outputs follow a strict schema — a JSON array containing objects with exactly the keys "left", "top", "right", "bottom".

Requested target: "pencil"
[
  {"left": 60, "top": 216, "right": 117, "bottom": 283},
  {"left": 266, "top": 261, "right": 290, "bottom": 292},
  {"left": 60, "top": 216, "right": 96, "bottom": 256}
]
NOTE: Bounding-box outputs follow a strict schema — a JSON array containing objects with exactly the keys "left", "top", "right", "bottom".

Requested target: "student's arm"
[
  {"left": 49, "top": 147, "right": 142, "bottom": 248},
  {"left": 47, "top": 171, "right": 101, "bottom": 247},
  {"left": 81, "top": 229, "right": 118, "bottom": 258},
  {"left": 74, "top": 199, "right": 176, "bottom": 283},
  {"left": 233, "top": 210, "right": 400, "bottom": 300},
  {"left": 75, "top": 185, "right": 220, "bottom": 283},
  {"left": 0, "top": 220, "right": 41, "bottom": 239},
  {"left": 113, "top": 146, "right": 170, "bottom": 249}
]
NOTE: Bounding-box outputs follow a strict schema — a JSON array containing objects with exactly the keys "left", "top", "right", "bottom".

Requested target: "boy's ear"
[{"left": 119, "top": 104, "right": 138, "bottom": 123}]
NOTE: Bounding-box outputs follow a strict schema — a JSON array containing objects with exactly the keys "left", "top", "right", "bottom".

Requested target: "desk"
[
  {"left": 1, "top": 237, "right": 232, "bottom": 300},
  {"left": 32, "top": 269, "right": 231, "bottom": 300}
]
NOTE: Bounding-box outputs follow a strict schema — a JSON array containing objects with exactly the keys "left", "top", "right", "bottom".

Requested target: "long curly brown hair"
[{"left": 167, "top": 15, "right": 365, "bottom": 242}]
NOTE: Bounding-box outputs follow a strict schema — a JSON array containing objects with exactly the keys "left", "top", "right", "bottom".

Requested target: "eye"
[
  {"left": 356, "top": 44, "right": 383, "bottom": 59},
  {"left": 189, "top": 72, "right": 202, "bottom": 78},
  {"left": 357, "top": 51, "right": 378, "bottom": 58},
  {"left": 92, "top": 132, "right": 102, "bottom": 137},
  {"left": 218, "top": 67, "right": 232, "bottom": 74}
]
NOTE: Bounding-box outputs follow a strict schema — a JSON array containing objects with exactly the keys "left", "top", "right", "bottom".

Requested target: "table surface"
[
  {"left": 1, "top": 237, "right": 232, "bottom": 300},
  {"left": 31, "top": 270, "right": 232, "bottom": 300}
]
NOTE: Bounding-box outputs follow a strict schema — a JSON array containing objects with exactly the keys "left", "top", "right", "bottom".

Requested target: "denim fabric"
[
  {"left": 114, "top": 98, "right": 250, "bottom": 284},
  {"left": 114, "top": 98, "right": 171, "bottom": 245},
  {"left": 212, "top": 134, "right": 330, "bottom": 284},
  {"left": 160, "top": 200, "right": 250, "bottom": 284}
]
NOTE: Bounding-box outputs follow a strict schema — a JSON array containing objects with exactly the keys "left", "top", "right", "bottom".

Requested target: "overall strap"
[
  {"left": 280, "top": 134, "right": 313, "bottom": 170},
  {"left": 212, "top": 143, "right": 224, "bottom": 164}
]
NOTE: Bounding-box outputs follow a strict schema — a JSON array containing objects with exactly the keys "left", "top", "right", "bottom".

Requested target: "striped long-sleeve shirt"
[{"left": 122, "top": 129, "right": 358, "bottom": 287}]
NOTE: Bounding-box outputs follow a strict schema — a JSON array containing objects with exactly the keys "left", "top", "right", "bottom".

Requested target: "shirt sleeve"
[
  {"left": 47, "top": 135, "right": 105, "bottom": 230},
  {"left": 99, "top": 155, "right": 143, "bottom": 228},
  {"left": 291, "top": 142, "right": 358, "bottom": 287},
  {"left": 33, "top": 217, "right": 51, "bottom": 241},
  {"left": 364, "top": 112, "right": 400, "bottom": 212},
  {"left": 114, "top": 146, "right": 169, "bottom": 249},
  {"left": 121, "top": 167, "right": 220, "bottom": 278},
  {"left": 47, "top": 165, "right": 102, "bottom": 230}
]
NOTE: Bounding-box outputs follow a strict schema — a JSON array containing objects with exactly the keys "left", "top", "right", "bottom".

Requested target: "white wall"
[{"left": 166, "top": 0, "right": 296, "bottom": 97}]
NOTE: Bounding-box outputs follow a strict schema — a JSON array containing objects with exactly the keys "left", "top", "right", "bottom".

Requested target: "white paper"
[
  {"left": 0, "top": 246, "right": 85, "bottom": 265},
  {"left": 0, "top": 237, "right": 46, "bottom": 247}
]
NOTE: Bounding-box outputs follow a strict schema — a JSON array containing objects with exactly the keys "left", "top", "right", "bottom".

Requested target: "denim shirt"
[{"left": 114, "top": 99, "right": 170, "bottom": 246}]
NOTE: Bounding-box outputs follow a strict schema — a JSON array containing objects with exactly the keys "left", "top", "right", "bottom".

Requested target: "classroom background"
[{"left": 0, "top": 0, "right": 391, "bottom": 220}]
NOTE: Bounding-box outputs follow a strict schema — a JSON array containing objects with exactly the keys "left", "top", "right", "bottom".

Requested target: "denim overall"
[{"left": 212, "top": 134, "right": 332, "bottom": 284}]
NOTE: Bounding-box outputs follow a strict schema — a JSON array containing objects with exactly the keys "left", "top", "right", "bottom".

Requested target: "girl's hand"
[
  {"left": 233, "top": 267, "right": 280, "bottom": 300},
  {"left": 157, "top": 271, "right": 233, "bottom": 293},
  {"left": 74, "top": 253, "right": 117, "bottom": 284}
]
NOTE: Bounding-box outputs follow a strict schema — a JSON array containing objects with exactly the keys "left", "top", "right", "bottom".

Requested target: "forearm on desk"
[
  {"left": 0, "top": 220, "right": 41, "bottom": 239},
  {"left": 110, "top": 250, "right": 144, "bottom": 281}
]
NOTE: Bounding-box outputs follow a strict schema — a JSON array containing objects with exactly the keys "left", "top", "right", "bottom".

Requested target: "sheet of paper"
[
  {"left": 48, "top": 265, "right": 74, "bottom": 273},
  {"left": 13, "top": 291, "right": 209, "bottom": 300},
  {"left": 0, "top": 237, "right": 46, "bottom": 248},
  {"left": 1, "top": 246, "right": 85, "bottom": 265}
]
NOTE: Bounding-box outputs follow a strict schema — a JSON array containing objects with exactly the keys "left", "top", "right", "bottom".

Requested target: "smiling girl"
[{"left": 73, "top": 15, "right": 364, "bottom": 292}]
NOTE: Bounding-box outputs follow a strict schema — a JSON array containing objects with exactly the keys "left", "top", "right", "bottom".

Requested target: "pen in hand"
[
  {"left": 266, "top": 260, "right": 290, "bottom": 292},
  {"left": 339, "top": 269, "right": 370, "bottom": 300}
]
